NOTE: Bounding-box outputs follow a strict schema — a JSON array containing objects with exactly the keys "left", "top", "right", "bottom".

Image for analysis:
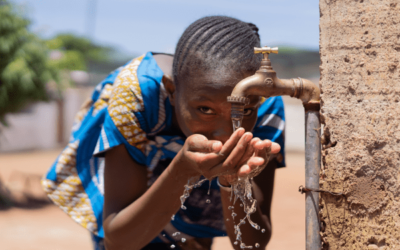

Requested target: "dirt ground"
[{"left": 0, "top": 149, "right": 305, "bottom": 250}]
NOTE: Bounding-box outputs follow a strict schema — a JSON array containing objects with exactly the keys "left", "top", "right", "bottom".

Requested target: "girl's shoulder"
[
  {"left": 109, "top": 52, "right": 166, "bottom": 115},
  {"left": 103, "top": 52, "right": 175, "bottom": 160}
]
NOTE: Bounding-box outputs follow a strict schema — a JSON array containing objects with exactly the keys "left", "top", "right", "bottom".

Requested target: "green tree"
[
  {"left": 0, "top": 0, "right": 58, "bottom": 125},
  {"left": 46, "top": 33, "right": 113, "bottom": 72}
]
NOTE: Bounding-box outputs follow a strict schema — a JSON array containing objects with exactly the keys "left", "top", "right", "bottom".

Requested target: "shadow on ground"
[{"left": 0, "top": 172, "right": 51, "bottom": 210}]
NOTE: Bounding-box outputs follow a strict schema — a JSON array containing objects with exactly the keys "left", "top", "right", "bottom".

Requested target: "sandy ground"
[{"left": 0, "top": 149, "right": 305, "bottom": 250}]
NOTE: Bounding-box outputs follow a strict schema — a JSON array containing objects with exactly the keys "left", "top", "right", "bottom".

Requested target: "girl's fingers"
[
  {"left": 247, "top": 156, "right": 265, "bottom": 168},
  {"left": 237, "top": 157, "right": 265, "bottom": 176},
  {"left": 254, "top": 139, "right": 271, "bottom": 150},
  {"left": 271, "top": 142, "right": 281, "bottom": 154},
  {"left": 236, "top": 137, "right": 259, "bottom": 167},
  {"left": 254, "top": 139, "right": 281, "bottom": 154},
  {"left": 218, "top": 132, "right": 253, "bottom": 172},
  {"left": 186, "top": 134, "right": 223, "bottom": 153},
  {"left": 186, "top": 150, "right": 223, "bottom": 168},
  {"left": 218, "top": 128, "right": 245, "bottom": 156},
  {"left": 237, "top": 164, "right": 251, "bottom": 177}
]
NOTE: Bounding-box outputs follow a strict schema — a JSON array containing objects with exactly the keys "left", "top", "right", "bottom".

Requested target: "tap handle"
[
  {"left": 254, "top": 46, "right": 279, "bottom": 54},
  {"left": 254, "top": 46, "right": 278, "bottom": 59}
]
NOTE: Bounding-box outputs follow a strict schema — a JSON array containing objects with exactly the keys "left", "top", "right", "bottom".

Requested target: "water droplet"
[
  {"left": 162, "top": 234, "right": 166, "bottom": 237},
  {"left": 171, "top": 215, "right": 175, "bottom": 221},
  {"left": 261, "top": 229, "right": 266, "bottom": 233},
  {"left": 170, "top": 244, "right": 175, "bottom": 249},
  {"left": 181, "top": 205, "right": 187, "bottom": 210},
  {"left": 226, "top": 218, "right": 230, "bottom": 221},
  {"left": 255, "top": 243, "right": 260, "bottom": 248},
  {"left": 240, "top": 204, "right": 243, "bottom": 207},
  {"left": 234, "top": 241, "right": 238, "bottom": 245},
  {"left": 228, "top": 206, "right": 234, "bottom": 210},
  {"left": 232, "top": 212, "right": 237, "bottom": 217},
  {"left": 208, "top": 179, "right": 212, "bottom": 195},
  {"left": 181, "top": 238, "right": 186, "bottom": 243},
  {"left": 172, "top": 232, "right": 180, "bottom": 237},
  {"left": 206, "top": 199, "right": 211, "bottom": 203}
]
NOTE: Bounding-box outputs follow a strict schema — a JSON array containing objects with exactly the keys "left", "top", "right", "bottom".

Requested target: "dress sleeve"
[
  {"left": 252, "top": 96, "right": 286, "bottom": 167},
  {"left": 93, "top": 55, "right": 148, "bottom": 165},
  {"left": 93, "top": 52, "right": 166, "bottom": 166}
]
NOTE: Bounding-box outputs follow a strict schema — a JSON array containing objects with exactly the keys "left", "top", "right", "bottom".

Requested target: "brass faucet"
[
  {"left": 227, "top": 46, "right": 322, "bottom": 249},
  {"left": 228, "top": 46, "right": 320, "bottom": 108}
]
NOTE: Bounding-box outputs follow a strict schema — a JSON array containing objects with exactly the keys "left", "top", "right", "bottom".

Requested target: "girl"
[{"left": 42, "top": 16, "right": 285, "bottom": 250}]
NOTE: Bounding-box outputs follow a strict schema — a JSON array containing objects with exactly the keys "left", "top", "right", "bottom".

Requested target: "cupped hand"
[
  {"left": 219, "top": 137, "right": 281, "bottom": 185},
  {"left": 176, "top": 128, "right": 280, "bottom": 181},
  {"left": 176, "top": 128, "right": 252, "bottom": 179}
]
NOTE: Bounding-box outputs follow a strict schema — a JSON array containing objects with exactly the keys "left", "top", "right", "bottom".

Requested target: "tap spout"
[
  {"left": 230, "top": 73, "right": 320, "bottom": 105},
  {"left": 228, "top": 46, "right": 320, "bottom": 106}
]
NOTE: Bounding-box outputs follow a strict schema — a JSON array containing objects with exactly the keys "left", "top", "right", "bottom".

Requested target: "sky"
[{"left": 13, "top": 0, "right": 320, "bottom": 55}]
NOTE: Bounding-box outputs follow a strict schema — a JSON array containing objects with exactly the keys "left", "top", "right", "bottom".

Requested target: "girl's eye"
[
  {"left": 199, "top": 107, "right": 216, "bottom": 115},
  {"left": 243, "top": 109, "right": 253, "bottom": 116}
]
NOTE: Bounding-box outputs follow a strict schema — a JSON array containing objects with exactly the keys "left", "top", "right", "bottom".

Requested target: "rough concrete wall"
[{"left": 319, "top": 0, "right": 400, "bottom": 249}]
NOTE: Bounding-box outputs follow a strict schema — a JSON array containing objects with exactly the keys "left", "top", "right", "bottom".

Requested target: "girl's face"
[{"left": 172, "top": 69, "right": 260, "bottom": 144}]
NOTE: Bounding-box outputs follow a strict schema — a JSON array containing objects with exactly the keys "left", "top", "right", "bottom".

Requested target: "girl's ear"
[{"left": 163, "top": 75, "right": 176, "bottom": 106}]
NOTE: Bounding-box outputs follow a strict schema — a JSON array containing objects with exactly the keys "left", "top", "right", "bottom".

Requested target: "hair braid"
[
  {"left": 177, "top": 18, "right": 229, "bottom": 73},
  {"left": 173, "top": 16, "right": 261, "bottom": 86},
  {"left": 247, "top": 22, "right": 260, "bottom": 40}
]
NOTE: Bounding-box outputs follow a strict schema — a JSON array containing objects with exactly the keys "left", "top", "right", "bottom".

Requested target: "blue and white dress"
[{"left": 41, "top": 52, "right": 286, "bottom": 249}]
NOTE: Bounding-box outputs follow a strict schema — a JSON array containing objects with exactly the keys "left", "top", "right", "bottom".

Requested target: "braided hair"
[{"left": 172, "top": 16, "right": 261, "bottom": 86}]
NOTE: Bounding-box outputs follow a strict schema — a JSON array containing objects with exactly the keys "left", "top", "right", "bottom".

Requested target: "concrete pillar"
[{"left": 319, "top": 0, "right": 400, "bottom": 249}]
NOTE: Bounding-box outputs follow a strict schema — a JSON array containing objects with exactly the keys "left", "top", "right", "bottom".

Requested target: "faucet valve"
[
  {"left": 227, "top": 96, "right": 250, "bottom": 105},
  {"left": 254, "top": 46, "right": 279, "bottom": 60}
]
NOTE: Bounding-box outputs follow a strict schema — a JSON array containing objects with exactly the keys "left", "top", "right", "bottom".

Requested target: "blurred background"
[{"left": 0, "top": 0, "right": 319, "bottom": 249}]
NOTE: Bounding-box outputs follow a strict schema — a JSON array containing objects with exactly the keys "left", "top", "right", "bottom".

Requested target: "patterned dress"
[{"left": 41, "top": 52, "right": 286, "bottom": 249}]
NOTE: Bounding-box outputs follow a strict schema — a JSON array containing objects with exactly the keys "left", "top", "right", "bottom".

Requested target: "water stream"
[{"left": 229, "top": 118, "right": 262, "bottom": 249}]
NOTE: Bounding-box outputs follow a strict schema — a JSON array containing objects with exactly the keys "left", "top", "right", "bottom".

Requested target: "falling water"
[
  {"left": 180, "top": 177, "right": 208, "bottom": 210},
  {"left": 172, "top": 232, "right": 180, "bottom": 237},
  {"left": 229, "top": 118, "right": 268, "bottom": 249},
  {"left": 232, "top": 118, "right": 242, "bottom": 131}
]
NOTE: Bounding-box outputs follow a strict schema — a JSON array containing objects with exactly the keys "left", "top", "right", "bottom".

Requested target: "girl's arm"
[
  {"left": 103, "top": 144, "right": 191, "bottom": 250},
  {"left": 102, "top": 129, "right": 252, "bottom": 250}
]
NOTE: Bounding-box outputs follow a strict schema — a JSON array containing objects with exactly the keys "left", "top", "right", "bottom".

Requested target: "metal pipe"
[{"left": 304, "top": 105, "right": 321, "bottom": 250}]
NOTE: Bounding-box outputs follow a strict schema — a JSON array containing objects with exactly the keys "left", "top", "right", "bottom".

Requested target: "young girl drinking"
[{"left": 42, "top": 16, "right": 285, "bottom": 250}]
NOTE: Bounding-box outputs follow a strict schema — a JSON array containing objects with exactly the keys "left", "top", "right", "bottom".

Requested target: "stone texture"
[{"left": 319, "top": 0, "right": 400, "bottom": 249}]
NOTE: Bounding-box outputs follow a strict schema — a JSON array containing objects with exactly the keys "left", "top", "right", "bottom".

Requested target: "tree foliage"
[
  {"left": 0, "top": 1, "right": 58, "bottom": 124},
  {"left": 0, "top": 0, "right": 115, "bottom": 124},
  {"left": 46, "top": 33, "right": 113, "bottom": 72}
]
